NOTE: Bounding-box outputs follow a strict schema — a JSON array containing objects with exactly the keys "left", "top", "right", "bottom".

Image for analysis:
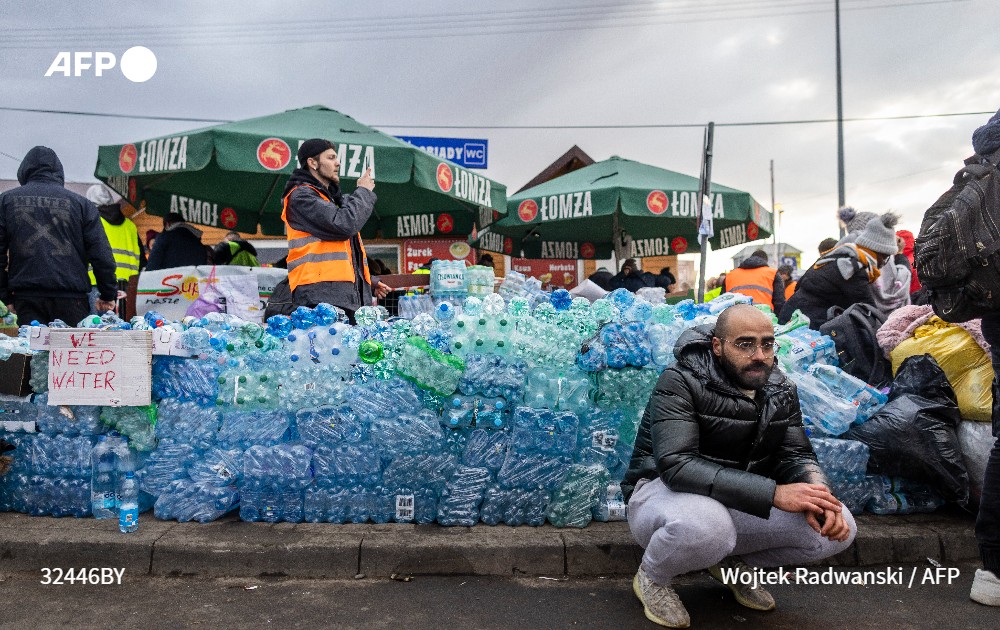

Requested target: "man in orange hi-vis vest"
[{"left": 281, "top": 138, "right": 390, "bottom": 322}]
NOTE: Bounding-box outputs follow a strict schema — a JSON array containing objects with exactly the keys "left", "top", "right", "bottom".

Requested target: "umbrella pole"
[{"left": 696, "top": 123, "right": 715, "bottom": 303}]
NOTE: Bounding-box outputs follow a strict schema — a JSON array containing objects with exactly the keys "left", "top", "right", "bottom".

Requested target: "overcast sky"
[{"left": 2, "top": 0, "right": 998, "bottom": 275}]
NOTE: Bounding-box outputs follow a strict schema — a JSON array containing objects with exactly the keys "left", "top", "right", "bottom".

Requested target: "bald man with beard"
[{"left": 623, "top": 305, "right": 856, "bottom": 628}]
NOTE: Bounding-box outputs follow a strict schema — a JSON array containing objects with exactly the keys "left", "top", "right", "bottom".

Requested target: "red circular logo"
[
  {"left": 517, "top": 199, "right": 538, "bottom": 222},
  {"left": 436, "top": 163, "right": 454, "bottom": 192},
  {"left": 221, "top": 208, "right": 238, "bottom": 229},
  {"left": 503, "top": 238, "right": 513, "bottom": 254},
  {"left": 127, "top": 178, "right": 137, "bottom": 203},
  {"left": 257, "top": 138, "right": 291, "bottom": 171},
  {"left": 747, "top": 222, "right": 759, "bottom": 240},
  {"left": 436, "top": 213, "right": 454, "bottom": 234},
  {"left": 580, "top": 242, "right": 596, "bottom": 259},
  {"left": 646, "top": 190, "right": 668, "bottom": 215},
  {"left": 671, "top": 237, "right": 688, "bottom": 254},
  {"left": 118, "top": 144, "right": 137, "bottom": 173}
]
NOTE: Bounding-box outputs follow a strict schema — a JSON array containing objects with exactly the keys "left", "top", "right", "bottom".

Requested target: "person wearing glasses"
[{"left": 623, "top": 304, "right": 855, "bottom": 628}]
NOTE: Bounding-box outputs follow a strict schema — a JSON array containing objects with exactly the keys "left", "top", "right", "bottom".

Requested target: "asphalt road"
[{"left": 0, "top": 562, "right": 993, "bottom": 629}]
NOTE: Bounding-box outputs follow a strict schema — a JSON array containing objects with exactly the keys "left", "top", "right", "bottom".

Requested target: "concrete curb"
[{"left": 0, "top": 512, "right": 979, "bottom": 578}]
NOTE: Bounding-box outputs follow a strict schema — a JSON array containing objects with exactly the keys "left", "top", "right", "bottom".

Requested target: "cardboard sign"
[
  {"left": 136, "top": 265, "right": 288, "bottom": 321},
  {"left": 47, "top": 330, "right": 152, "bottom": 407}
]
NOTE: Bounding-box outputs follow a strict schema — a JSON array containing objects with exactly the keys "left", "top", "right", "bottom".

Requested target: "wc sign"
[
  {"left": 45, "top": 46, "right": 157, "bottom": 83},
  {"left": 397, "top": 136, "right": 489, "bottom": 169}
]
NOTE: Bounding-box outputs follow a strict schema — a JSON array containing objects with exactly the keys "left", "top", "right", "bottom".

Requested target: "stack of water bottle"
[
  {"left": 809, "top": 437, "right": 877, "bottom": 513},
  {"left": 1, "top": 280, "right": 922, "bottom": 527},
  {"left": 0, "top": 395, "right": 104, "bottom": 519}
]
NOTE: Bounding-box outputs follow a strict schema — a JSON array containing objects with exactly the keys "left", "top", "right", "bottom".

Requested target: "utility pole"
[
  {"left": 771, "top": 159, "right": 779, "bottom": 266},
  {"left": 836, "top": 0, "right": 846, "bottom": 237},
  {"left": 696, "top": 122, "right": 715, "bottom": 303}
]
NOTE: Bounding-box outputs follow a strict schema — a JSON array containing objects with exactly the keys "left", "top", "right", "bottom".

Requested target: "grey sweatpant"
[{"left": 628, "top": 478, "right": 857, "bottom": 585}]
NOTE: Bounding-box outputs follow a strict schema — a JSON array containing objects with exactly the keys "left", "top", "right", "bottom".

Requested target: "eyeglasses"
[{"left": 721, "top": 338, "right": 776, "bottom": 358}]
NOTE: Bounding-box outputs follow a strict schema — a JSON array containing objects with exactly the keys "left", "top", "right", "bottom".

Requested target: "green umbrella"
[
  {"left": 94, "top": 105, "right": 506, "bottom": 237},
  {"left": 477, "top": 155, "right": 770, "bottom": 260}
]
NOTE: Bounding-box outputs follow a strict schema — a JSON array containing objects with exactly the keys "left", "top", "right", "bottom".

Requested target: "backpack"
[
  {"left": 914, "top": 152, "right": 1000, "bottom": 323},
  {"left": 819, "top": 303, "right": 892, "bottom": 388}
]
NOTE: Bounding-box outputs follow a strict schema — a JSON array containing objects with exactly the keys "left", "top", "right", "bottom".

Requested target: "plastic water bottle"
[
  {"left": 118, "top": 471, "right": 139, "bottom": 533},
  {"left": 806, "top": 364, "right": 888, "bottom": 423},
  {"left": 90, "top": 436, "right": 116, "bottom": 519}
]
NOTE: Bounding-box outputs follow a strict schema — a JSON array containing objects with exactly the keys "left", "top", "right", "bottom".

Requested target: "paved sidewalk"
[{"left": 0, "top": 509, "right": 979, "bottom": 578}]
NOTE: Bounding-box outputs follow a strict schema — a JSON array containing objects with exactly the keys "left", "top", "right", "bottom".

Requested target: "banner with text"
[
  {"left": 136, "top": 266, "right": 288, "bottom": 321},
  {"left": 396, "top": 136, "right": 488, "bottom": 169},
  {"left": 402, "top": 239, "right": 477, "bottom": 273},
  {"left": 510, "top": 258, "right": 581, "bottom": 289}
]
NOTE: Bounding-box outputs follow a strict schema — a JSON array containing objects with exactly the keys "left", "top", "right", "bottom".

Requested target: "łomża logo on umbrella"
[
  {"left": 257, "top": 138, "right": 291, "bottom": 171},
  {"left": 119, "top": 145, "right": 137, "bottom": 173},
  {"left": 580, "top": 242, "right": 596, "bottom": 258},
  {"left": 436, "top": 213, "right": 454, "bottom": 234},
  {"left": 221, "top": 208, "right": 238, "bottom": 229},
  {"left": 436, "top": 163, "right": 454, "bottom": 192},
  {"left": 671, "top": 237, "right": 688, "bottom": 254},
  {"left": 517, "top": 199, "right": 538, "bottom": 222},
  {"left": 646, "top": 190, "right": 668, "bottom": 215}
]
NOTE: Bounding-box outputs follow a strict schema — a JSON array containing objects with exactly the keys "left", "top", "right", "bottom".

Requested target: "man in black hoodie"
[
  {"left": 0, "top": 146, "right": 117, "bottom": 325},
  {"left": 146, "top": 212, "right": 208, "bottom": 271},
  {"left": 281, "top": 139, "right": 389, "bottom": 321}
]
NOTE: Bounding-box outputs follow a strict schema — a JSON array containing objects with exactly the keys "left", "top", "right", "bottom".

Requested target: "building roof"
[{"left": 516, "top": 145, "right": 595, "bottom": 193}]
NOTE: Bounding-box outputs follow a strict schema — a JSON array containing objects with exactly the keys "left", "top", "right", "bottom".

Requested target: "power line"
[
  {"left": 1, "top": 105, "right": 993, "bottom": 129},
  {"left": 0, "top": 0, "right": 969, "bottom": 49}
]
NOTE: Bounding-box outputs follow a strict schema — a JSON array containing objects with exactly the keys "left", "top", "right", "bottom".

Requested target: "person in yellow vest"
[
  {"left": 86, "top": 184, "right": 144, "bottom": 314},
  {"left": 724, "top": 249, "right": 785, "bottom": 313},
  {"left": 281, "top": 139, "right": 390, "bottom": 322}
]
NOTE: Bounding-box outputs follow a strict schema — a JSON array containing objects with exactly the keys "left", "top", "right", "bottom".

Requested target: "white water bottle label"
[{"left": 395, "top": 494, "right": 415, "bottom": 521}]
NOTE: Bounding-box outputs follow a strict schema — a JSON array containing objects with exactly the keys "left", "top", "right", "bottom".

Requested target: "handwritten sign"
[{"left": 47, "top": 330, "right": 152, "bottom": 407}]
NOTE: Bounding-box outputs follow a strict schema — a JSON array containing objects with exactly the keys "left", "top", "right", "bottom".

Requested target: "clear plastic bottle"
[
  {"left": 90, "top": 436, "right": 116, "bottom": 519},
  {"left": 118, "top": 471, "right": 139, "bottom": 533}
]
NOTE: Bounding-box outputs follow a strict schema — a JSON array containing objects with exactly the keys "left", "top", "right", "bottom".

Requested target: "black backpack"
[
  {"left": 818, "top": 303, "right": 892, "bottom": 389},
  {"left": 914, "top": 152, "right": 1000, "bottom": 323}
]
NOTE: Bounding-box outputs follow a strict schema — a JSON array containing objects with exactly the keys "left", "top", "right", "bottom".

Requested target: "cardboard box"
[
  {"left": 151, "top": 327, "right": 196, "bottom": 357},
  {"left": 0, "top": 353, "right": 32, "bottom": 396},
  {"left": 0, "top": 327, "right": 19, "bottom": 338}
]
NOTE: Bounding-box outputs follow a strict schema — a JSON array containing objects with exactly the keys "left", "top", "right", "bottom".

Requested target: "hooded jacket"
[
  {"left": 0, "top": 147, "right": 117, "bottom": 302},
  {"left": 724, "top": 256, "right": 785, "bottom": 313},
  {"left": 622, "top": 325, "right": 827, "bottom": 517},
  {"left": 896, "top": 229, "right": 920, "bottom": 293},
  {"left": 778, "top": 243, "right": 878, "bottom": 329},
  {"left": 145, "top": 221, "right": 207, "bottom": 271},
  {"left": 281, "top": 168, "right": 375, "bottom": 314}
]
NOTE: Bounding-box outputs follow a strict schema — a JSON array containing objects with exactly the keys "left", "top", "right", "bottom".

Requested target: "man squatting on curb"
[{"left": 623, "top": 304, "right": 856, "bottom": 628}]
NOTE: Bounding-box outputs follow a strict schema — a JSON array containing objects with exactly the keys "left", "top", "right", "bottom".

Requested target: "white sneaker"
[
  {"left": 708, "top": 556, "right": 777, "bottom": 611},
  {"left": 970, "top": 569, "right": 1000, "bottom": 606},
  {"left": 632, "top": 567, "right": 691, "bottom": 628}
]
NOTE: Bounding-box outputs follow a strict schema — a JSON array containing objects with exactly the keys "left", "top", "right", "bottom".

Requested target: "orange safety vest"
[
  {"left": 725, "top": 266, "right": 778, "bottom": 309},
  {"left": 784, "top": 280, "right": 797, "bottom": 300},
  {"left": 281, "top": 184, "right": 371, "bottom": 291}
]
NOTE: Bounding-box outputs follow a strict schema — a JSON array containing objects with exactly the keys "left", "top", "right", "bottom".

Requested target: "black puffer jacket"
[
  {"left": 622, "top": 325, "right": 828, "bottom": 518},
  {"left": 778, "top": 245, "right": 875, "bottom": 329},
  {"left": 0, "top": 147, "right": 117, "bottom": 302}
]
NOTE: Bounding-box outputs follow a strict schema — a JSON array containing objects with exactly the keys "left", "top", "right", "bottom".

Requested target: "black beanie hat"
[{"left": 298, "top": 138, "right": 334, "bottom": 167}]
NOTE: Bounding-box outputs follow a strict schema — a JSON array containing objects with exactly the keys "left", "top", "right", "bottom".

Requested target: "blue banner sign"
[{"left": 397, "top": 136, "right": 488, "bottom": 169}]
